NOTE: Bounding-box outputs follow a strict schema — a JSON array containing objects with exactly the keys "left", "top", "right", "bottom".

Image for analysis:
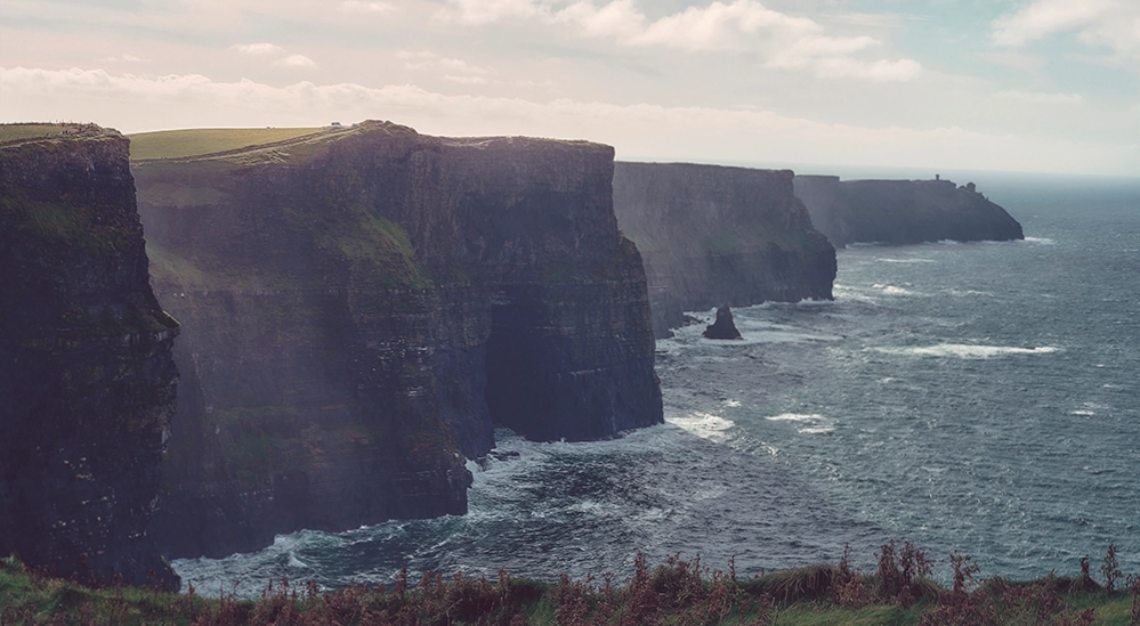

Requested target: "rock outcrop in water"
[
  {"left": 793, "top": 175, "right": 1025, "bottom": 248},
  {"left": 0, "top": 124, "right": 180, "bottom": 589},
  {"left": 703, "top": 307, "right": 743, "bottom": 340},
  {"left": 613, "top": 162, "right": 836, "bottom": 337},
  {"left": 133, "top": 121, "right": 663, "bottom": 559}
]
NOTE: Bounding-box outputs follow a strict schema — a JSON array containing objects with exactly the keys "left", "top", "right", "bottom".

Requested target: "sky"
[{"left": 1, "top": 0, "right": 1138, "bottom": 176}]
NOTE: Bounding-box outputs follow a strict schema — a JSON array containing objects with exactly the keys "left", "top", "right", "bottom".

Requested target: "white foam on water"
[
  {"left": 667, "top": 412, "right": 736, "bottom": 443},
  {"left": 766, "top": 413, "right": 836, "bottom": 435},
  {"left": 872, "top": 283, "right": 921, "bottom": 296},
  {"left": 877, "top": 257, "right": 936, "bottom": 264},
  {"left": 872, "top": 343, "right": 1060, "bottom": 359},
  {"left": 1070, "top": 409, "right": 1097, "bottom": 416},
  {"left": 946, "top": 289, "right": 994, "bottom": 297},
  {"left": 723, "top": 399, "right": 742, "bottom": 408},
  {"left": 1024, "top": 237, "right": 1057, "bottom": 245},
  {"left": 767, "top": 413, "right": 826, "bottom": 423},
  {"left": 832, "top": 283, "right": 883, "bottom": 305}
]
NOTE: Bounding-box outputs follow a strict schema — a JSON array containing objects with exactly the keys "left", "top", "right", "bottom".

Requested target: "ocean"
[{"left": 173, "top": 174, "right": 1140, "bottom": 594}]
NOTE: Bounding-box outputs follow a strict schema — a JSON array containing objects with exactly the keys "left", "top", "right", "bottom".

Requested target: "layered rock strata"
[
  {"left": 133, "top": 121, "right": 663, "bottom": 559},
  {"left": 793, "top": 175, "right": 1025, "bottom": 248},
  {"left": 613, "top": 162, "right": 836, "bottom": 336},
  {"left": 0, "top": 124, "right": 180, "bottom": 589}
]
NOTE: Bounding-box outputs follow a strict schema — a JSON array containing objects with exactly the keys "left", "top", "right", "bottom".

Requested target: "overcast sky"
[{"left": 1, "top": 0, "right": 1137, "bottom": 176}]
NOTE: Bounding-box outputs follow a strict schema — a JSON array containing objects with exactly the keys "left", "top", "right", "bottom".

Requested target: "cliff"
[
  {"left": 133, "top": 121, "right": 662, "bottom": 559},
  {"left": 612, "top": 162, "right": 836, "bottom": 337},
  {"left": 793, "top": 175, "right": 1025, "bottom": 247},
  {"left": 0, "top": 124, "right": 180, "bottom": 589}
]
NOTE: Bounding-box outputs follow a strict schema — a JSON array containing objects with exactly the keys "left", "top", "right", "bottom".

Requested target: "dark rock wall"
[
  {"left": 135, "top": 122, "right": 662, "bottom": 559},
  {"left": 793, "top": 175, "right": 1025, "bottom": 247},
  {"left": 613, "top": 162, "right": 836, "bottom": 336},
  {"left": 0, "top": 126, "right": 179, "bottom": 589}
]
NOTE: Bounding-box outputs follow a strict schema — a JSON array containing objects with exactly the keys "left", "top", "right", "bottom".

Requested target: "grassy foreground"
[{"left": 1, "top": 546, "right": 1138, "bottom": 625}]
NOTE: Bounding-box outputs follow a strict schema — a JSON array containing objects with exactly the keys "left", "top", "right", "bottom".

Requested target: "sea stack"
[
  {"left": 703, "top": 307, "right": 743, "bottom": 340},
  {"left": 613, "top": 162, "right": 836, "bottom": 337}
]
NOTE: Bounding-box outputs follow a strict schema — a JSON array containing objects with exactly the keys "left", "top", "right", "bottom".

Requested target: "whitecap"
[
  {"left": 877, "top": 257, "right": 936, "bottom": 264},
  {"left": 946, "top": 289, "right": 994, "bottom": 297},
  {"left": 872, "top": 283, "right": 920, "bottom": 296},
  {"left": 723, "top": 399, "right": 742, "bottom": 408},
  {"left": 1070, "top": 409, "right": 1096, "bottom": 416},
  {"left": 766, "top": 413, "right": 836, "bottom": 435},
  {"left": 667, "top": 412, "right": 735, "bottom": 443},
  {"left": 871, "top": 343, "right": 1060, "bottom": 359},
  {"left": 767, "top": 413, "right": 826, "bottom": 423},
  {"left": 1024, "top": 237, "right": 1056, "bottom": 245}
]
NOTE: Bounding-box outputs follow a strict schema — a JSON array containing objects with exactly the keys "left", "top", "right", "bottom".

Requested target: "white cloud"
[
  {"left": 232, "top": 42, "right": 286, "bottom": 56},
  {"left": 277, "top": 54, "right": 317, "bottom": 68},
  {"left": 338, "top": 0, "right": 392, "bottom": 14},
  {"left": 813, "top": 57, "right": 922, "bottom": 82},
  {"left": 1, "top": 65, "right": 1133, "bottom": 176},
  {"left": 101, "top": 53, "right": 147, "bottom": 64},
  {"left": 993, "top": 0, "right": 1140, "bottom": 62},
  {"left": 997, "top": 90, "right": 1084, "bottom": 105},
  {"left": 441, "top": 0, "right": 541, "bottom": 24},
  {"left": 443, "top": 0, "right": 921, "bottom": 82},
  {"left": 397, "top": 51, "right": 493, "bottom": 84}
]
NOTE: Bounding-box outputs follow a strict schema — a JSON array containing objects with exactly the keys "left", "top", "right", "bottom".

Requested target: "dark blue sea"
[{"left": 174, "top": 174, "right": 1140, "bottom": 593}]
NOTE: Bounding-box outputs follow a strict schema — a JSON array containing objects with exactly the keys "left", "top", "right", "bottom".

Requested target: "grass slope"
[
  {"left": 2, "top": 548, "right": 1138, "bottom": 625},
  {"left": 129, "top": 128, "right": 325, "bottom": 161}
]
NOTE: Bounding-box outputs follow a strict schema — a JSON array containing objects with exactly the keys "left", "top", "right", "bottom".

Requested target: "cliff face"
[
  {"left": 613, "top": 163, "right": 836, "bottom": 337},
  {"left": 134, "top": 122, "right": 662, "bottom": 559},
  {"left": 793, "top": 175, "right": 1025, "bottom": 248},
  {"left": 0, "top": 125, "right": 179, "bottom": 589}
]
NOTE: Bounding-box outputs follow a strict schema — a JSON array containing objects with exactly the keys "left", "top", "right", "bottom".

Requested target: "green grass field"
[
  {"left": 0, "top": 124, "right": 73, "bottom": 144},
  {"left": 129, "top": 127, "right": 325, "bottom": 160}
]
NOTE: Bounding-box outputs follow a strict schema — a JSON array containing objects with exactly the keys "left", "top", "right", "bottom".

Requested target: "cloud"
[
  {"left": 2, "top": 65, "right": 1133, "bottom": 176},
  {"left": 277, "top": 54, "right": 318, "bottom": 68},
  {"left": 442, "top": 0, "right": 541, "bottom": 24},
  {"left": 232, "top": 42, "right": 286, "bottom": 56},
  {"left": 397, "top": 51, "right": 493, "bottom": 84},
  {"left": 813, "top": 57, "right": 922, "bottom": 82},
  {"left": 233, "top": 43, "right": 316, "bottom": 69},
  {"left": 993, "top": 0, "right": 1140, "bottom": 62},
  {"left": 338, "top": 0, "right": 392, "bottom": 14},
  {"left": 442, "top": 0, "right": 921, "bottom": 81},
  {"left": 996, "top": 89, "right": 1084, "bottom": 105},
  {"left": 101, "top": 54, "right": 147, "bottom": 64}
]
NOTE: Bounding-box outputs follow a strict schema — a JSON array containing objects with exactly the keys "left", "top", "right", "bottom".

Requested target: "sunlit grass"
[{"left": 129, "top": 127, "right": 325, "bottom": 160}]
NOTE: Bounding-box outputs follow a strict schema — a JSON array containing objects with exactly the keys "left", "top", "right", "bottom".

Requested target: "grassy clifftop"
[{"left": 129, "top": 127, "right": 325, "bottom": 160}]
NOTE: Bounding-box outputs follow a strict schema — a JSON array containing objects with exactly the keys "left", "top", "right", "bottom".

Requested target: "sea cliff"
[
  {"left": 613, "top": 162, "right": 836, "bottom": 336},
  {"left": 0, "top": 124, "right": 180, "bottom": 589},
  {"left": 793, "top": 175, "right": 1025, "bottom": 247},
  {"left": 133, "top": 121, "right": 663, "bottom": 559}
]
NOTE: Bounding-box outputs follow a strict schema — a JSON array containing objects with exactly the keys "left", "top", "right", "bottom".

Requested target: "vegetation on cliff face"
[
  {"left": 0, "top": 124, "right": 180, "bottom": 590},
  {"left": 133, "top": 120, "right": 661, "bottom": 561},
  {"left": 3, "top": 545, "right": 1139, "bottom": 625}
]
